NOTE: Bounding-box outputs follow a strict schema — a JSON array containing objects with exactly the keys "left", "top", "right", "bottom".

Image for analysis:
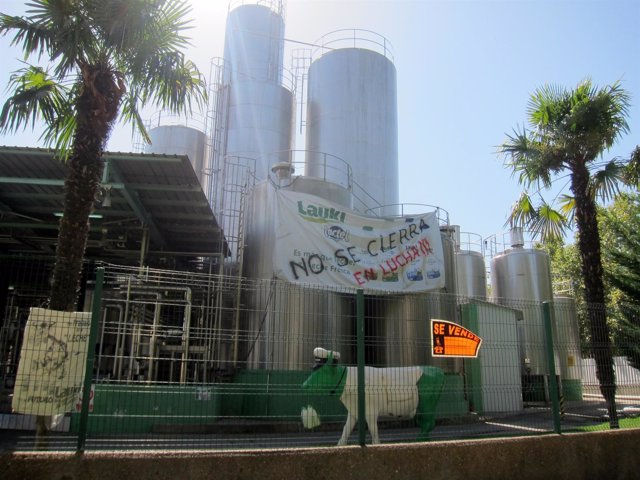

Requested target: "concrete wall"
[{"left": 2, "top": 429, "right": 639, "bottom": 480}]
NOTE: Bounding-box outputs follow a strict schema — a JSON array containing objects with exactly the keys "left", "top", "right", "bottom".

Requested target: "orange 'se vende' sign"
[{"left": 431, "top": 319, "right": 482, "bottom": 358}]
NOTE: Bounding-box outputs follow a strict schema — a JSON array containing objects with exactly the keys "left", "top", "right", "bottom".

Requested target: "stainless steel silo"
[
  {"left": 371, "top": 230, "right": 459, "bottom": 371},
  {"left": 223, "top": 1, "right": 285, "bottom": 85},
  {"left": 305, "top": 32, "right": 398, "bottom": 212},
  {"left": 490, "top": 232, "right": 553, "bottom": 377},
  {"left": 241, "top": 181, "right": 353, "bottom": 369},
  {"left": 455, "top": 231, "right": 487, "bottom": 299},
  {"left": 223, "top": 81, "right": 295, "bottom": 179},
  {"left": 221, "top": 2, "right": 295, "bottom": 181},
  {"left": 145, "top": 125, "right": 207, "bottom": 184},
  {"left": 215, "top": 1, "right": 295, "bottom": 261},
  {"left": 553, "top": 296, "right": 583, "bottom": 400}
]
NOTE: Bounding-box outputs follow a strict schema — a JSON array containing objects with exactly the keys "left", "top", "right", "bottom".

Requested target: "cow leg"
[
  {"left": 338, "top": 413, "right": 357, "bottom": 446},
  {"left": 365, "top": 412, "right": 380, "bottom": 444}
]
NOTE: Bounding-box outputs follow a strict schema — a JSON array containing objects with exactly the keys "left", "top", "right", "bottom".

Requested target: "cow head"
[{"left": 302, "top": 347, "right": 346, "bottom": 396}]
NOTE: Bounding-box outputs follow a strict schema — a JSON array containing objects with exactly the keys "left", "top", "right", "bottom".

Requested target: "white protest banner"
[
  {"left": 274, "top": 190, "right": 445, "bottom": 292},
  {"left": 12, "top": 307, "right": 91, "bottom": 415}
]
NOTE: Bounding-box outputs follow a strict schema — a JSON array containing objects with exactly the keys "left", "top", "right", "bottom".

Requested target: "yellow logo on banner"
[{"left": 431, "top": 319, "right": 482, "bottom": 358}]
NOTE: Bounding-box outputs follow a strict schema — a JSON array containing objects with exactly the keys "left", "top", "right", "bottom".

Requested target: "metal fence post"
[
  {"left": 543, "top": 301, "right": 562, "bottom": 434},
  {"left": 76, "top": 267, "right": 104, "bottom": 453},
  {"left": 356, "top": 288, "right": 366, "bottom": 446}
]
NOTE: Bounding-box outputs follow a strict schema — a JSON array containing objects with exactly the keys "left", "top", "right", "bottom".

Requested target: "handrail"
[
  {"left": 312, "top": 29, "right": 394, "bottom": 63},
  {"left": 262, "top": 150, "right": 353, "bottom": 190},
  {"left": 365, "top": 203, "right": 449, "bottom": 225}
]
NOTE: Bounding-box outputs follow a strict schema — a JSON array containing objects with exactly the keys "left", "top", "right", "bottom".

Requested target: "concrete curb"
[{"left": 2, "top": 429, "right": 639, "bottom": 480}]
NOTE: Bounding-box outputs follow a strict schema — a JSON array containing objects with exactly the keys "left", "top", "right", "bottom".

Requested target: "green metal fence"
[{"left": 1, "top": 260, "right": 639, "bottom": 452}]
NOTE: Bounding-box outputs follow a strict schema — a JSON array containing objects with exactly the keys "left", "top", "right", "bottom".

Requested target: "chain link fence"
[{"left": 1, "top": 260, "right": 638, "bottom": 452}]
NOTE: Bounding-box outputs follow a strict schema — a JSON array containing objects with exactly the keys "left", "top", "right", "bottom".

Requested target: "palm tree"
[
  {"left": 0, "top": 0, "right": 206, "bottom": 444},
  {"left": 0, "top": 0, "right": 206, "bottom": 312},
  {"left": 500, "top": 80, "right": 633, "bottom": 429}
]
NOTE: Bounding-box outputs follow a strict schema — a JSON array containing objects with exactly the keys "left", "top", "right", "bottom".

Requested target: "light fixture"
[{"left": 54, "top": 212, "right": 103, "bottom": 219}]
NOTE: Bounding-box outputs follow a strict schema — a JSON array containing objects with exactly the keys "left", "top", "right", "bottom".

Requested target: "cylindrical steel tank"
[
  {"left": 553, "top": 296, "right": 583, "bottom": 400},
  {"left": 455, "top": 231, "right": 487, "bottom": 299},
  {"left": 369, "top": 230, "right": 459, "bottom": 372},
  {"left": 241, "top": 181, "right": 353, "bottom": 369},
  {"left": 491, "top": 242, "right": 553, "bottom": 376},
  {"left": 216, "top": 2, "right": 295, "bottom": 260},
  {"left": 223, "top": 2, "right": 285, "bottom": 84},
  {"left": 145, "top": 125, "right": 207, "bottom": 184},
  {"left": 456, "top": 251, "right": 487, "bottom": 299},
  {"left": 223, "top": 81, "right": 295, "bottom": 180},
  {"left": 305, "top": 36, "right": 398, "bottom": 212}
]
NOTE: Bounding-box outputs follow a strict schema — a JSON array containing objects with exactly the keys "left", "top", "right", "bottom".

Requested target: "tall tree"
[
  {"left": 500, "top": 80, "right": 634, "bottom": 428},
  {"left": 0, "top": 0, "right": 206, "bottom": 312},
  {"left": 601, "top": 192, "right": 640, "bottom": 371},
  {"left": 0, "top": 0, "right": 206, "bottom": 444}
]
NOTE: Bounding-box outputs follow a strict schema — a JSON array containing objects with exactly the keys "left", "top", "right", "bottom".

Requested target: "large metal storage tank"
[
  {"left": 215, "top": 1, "right": 295, "bottom": 261},
  {"left": 305, "top": 32, "right": 398, "bottom": 212},
  {"left": 145, "top": 125, "right": 207, "bottom": 184},
  {"left": 370, "top": 228, "right": 459, "bottom": 371},
  {"left": 455, "top": 231, "right": 487, "bottom": 299},
  {"left": 223, "top": 1, "right": 285, "bottom": 84},
  {"left": 553, "top": 296, "right": 584, "bottom": 400},
  {"left": 223, "top": 81, "right": 295, "bottom": 179},
  {"left": 241, "top": 181, "right": 353, "bottom": 369},
  {"left": 221, "top": 2, "right": 295, "bottom": 181},
  {"left": 490, "top": 229, "right": 553, "bottom": 377}
]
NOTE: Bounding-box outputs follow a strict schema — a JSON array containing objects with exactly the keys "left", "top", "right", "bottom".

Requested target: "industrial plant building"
[{"left": 0, "top": 0, "right": 583, "bottom": 433}]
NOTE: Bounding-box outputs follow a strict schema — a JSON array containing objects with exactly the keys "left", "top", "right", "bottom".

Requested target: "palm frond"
[
  {"left": 119, "top": 89, "right": 150, "bottom": 144},
  {"left": 94, "top": 0, "right": 192, "bottom": 57},
  {"left": 136, "top": 52, "right": 206, "bottom": 114},
  {"left": 500, "top": 126, "right": 558, "bottom": 189},
  {"left": 2, "top": 1, "right": 91, "bottom": 78},
  {"left": 527, "top": 83, "right": 567, "bottom": 128},
  {"left": 44, "top": 111, "right": 76, "bottom": 158},
  {"left": 531, "top": 202, "right": 568, "bottom": 243},
  {"left": 558, "top": 194, "right": 576, "bottom": 225},
  {"left": 506, "top": 192, "right": 567, "bottom": 242},
  {"left": 505, "top": 191, "right": 537, "bottom": 228},
  {"left": 0, "top": 11, "right": 54, "bottom": 61},
  {"left": 590, "top": 159, "right": 625, "bottom": 203},
  {"left": 0, "top": 65, "right": 68, "bottom": 133}
]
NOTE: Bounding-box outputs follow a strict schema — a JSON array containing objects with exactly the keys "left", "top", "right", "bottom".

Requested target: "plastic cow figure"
[{"left": 302, "top": 347, "right": 445, "bottom": 445}]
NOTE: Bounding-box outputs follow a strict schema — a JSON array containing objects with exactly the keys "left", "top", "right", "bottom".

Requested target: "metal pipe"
[
  {"left": 147, "top": 294, "right": 162, "bottom": 383},
  {"left": 113, "top": 275, "right": 133, "bottom": 380},
  {"left": 180, "top": 287, "right": 193, "bottom": 383},
  {"left": 97, "top": 304, "right": 123, "bottom": 380},
  {"left": 139, "top": 227, "right": 149, "bottom": 267}
]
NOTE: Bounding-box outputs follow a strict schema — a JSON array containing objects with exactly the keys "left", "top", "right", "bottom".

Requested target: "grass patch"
[{"left": 574, "top": 416, "right": 640, "bottom": 432}]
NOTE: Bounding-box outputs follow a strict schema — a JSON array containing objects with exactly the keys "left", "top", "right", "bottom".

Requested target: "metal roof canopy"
[{"left": 0, "top": 147, "right": 228, "bottom": 265}]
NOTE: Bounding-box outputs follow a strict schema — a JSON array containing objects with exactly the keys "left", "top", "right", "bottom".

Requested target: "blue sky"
[{"left": 0, "top": 0, "right": 638, "bottom": 243}]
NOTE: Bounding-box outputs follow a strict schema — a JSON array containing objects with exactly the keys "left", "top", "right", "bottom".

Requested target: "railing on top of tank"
[
  {"left": 312, "top": 29, "right": 395, "bottom": 63},
  {"left": 132, "top": 110, "right": 209, "bottom": 153},
  {"left": 228, "top": 0, "right": 285, "bottom": 17},
  {"left": 218, "top": 58, "right": 297, "bottom": 93},
  {"left": 458, "top": 231, "right": 484, "bottom": 254},
  {"left": 263, "top": 150, "right": 353, "bottom": 190},
  {"left": 365, "top": 204, "right": 450, "bottom": 226},
  {"left": 484, "top": 229, "right": 544, "bottom": 258}
]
